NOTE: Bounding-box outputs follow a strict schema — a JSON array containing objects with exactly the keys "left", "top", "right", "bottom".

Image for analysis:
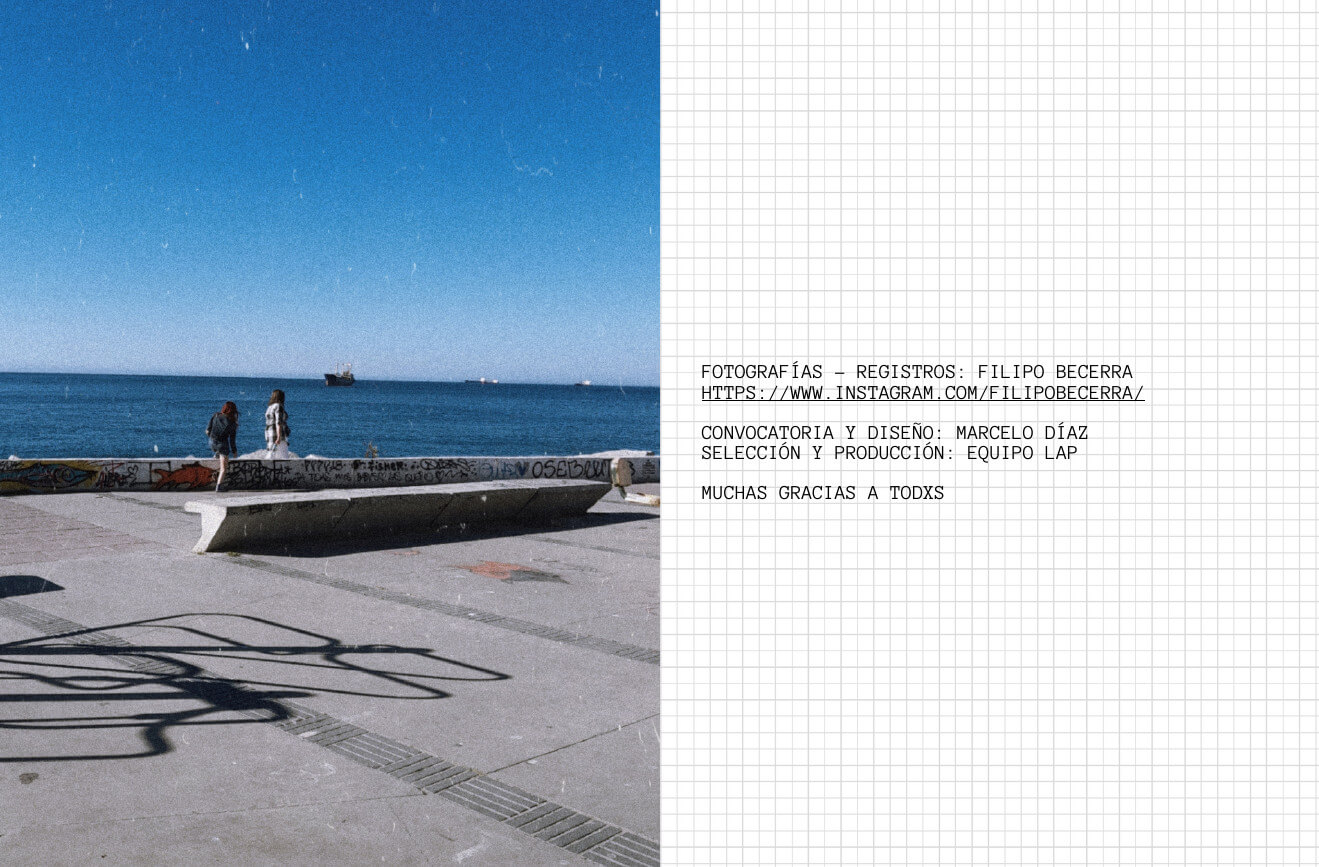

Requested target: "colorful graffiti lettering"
[
  {"left": 151, "top": 464, "right": 216, "bottom": 490},
  {"left": 0, "top": 461, "right": 100, "bottom": 494}
]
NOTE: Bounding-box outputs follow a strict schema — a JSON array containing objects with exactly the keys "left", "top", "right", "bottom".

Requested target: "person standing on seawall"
[
  {"left": 265, "top": 389, "right": 291, "bottom": 459},
  {"left": 206, "top": 401, "right": 239, "bottom": 491}
]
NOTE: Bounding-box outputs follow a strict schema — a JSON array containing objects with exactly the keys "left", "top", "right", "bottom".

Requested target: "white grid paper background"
[{"left": 662, "top": 3, "right": 1317, "bottom": 865}]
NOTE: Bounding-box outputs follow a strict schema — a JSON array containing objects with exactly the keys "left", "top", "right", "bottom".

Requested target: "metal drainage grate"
[
  {"left": 0, "top": 600, "right": 89, "bottom": 636},
  {"left": 586, "top": 830, "right": 664, "bottom": 867},
  {"left": 441, "top": 775, "right": 543, "bottom": 820}
]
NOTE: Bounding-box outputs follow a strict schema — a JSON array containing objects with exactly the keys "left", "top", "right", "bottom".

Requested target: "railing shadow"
[{"left": 0, "top": 612, "right": 510, "bottom": 763}]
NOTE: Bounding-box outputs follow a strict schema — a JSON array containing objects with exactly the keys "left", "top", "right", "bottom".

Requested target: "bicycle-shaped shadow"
[{"left": 0, "top": 612, "right": 510, "bottom": 762}]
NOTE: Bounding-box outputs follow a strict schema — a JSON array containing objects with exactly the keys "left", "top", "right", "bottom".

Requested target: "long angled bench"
[{"left": 184, "top": 479, "right": 611, "bottom": 553}]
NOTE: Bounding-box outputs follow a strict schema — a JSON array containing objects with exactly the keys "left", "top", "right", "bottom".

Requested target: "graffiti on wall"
[
  {"left": 151, "top": 464, "right": 217, "bottom": 491},
  {"left": 93, "top": 462, "right": 143, "bottom": 490},
  {"left": 635, "top": 458, "right": 658, "bottom": 481},
  {"left": 225, "top": 462, "right": 296, "bottom": 490},
  {"left": 290, "top": 458, "right": 482, "bottom": 488},
  {"left": 478, "top": 458, "right": 614, "bottom": 481},
  {"left": 0, "top": 455, "right": 658, "bottom": 496},
  {"left": 0, "top": 461, "right": 101, "bottom": 494}
]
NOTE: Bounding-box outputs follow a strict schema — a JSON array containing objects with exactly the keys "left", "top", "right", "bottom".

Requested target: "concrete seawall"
[{"left": 0, "top": 454, "right": 659, "bottom": 495}]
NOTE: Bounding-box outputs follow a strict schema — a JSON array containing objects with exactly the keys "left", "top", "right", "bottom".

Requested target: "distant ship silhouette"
[{"left": 325, "top": 363, "right": 356, "bottom": 386}]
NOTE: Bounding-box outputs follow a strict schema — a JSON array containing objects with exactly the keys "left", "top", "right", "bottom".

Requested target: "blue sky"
[{"left": 0, "top": 1, "right": 658, "bottom": 385}]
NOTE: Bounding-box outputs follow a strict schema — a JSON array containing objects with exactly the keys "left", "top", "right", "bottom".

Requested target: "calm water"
[{"left": 0, "top": 373, "right": 659, "bottom": 459}]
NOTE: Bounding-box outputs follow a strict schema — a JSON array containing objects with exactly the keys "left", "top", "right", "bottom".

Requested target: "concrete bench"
[{"left": 184, "top": 479, "right": 611, "bottom": 553}]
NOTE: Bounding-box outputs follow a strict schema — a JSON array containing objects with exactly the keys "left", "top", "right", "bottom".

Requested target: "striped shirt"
[{"left": 264, "top": 403, "right": 289, "bottom": 449}]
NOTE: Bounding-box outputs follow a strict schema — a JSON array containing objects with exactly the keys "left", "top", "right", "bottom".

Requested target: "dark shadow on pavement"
[
  {"left": 0, "top": 575, "right": 65, "bottom": 599},
  {"left": 0, "top": 612, "right": 510, "bottom": 764}
]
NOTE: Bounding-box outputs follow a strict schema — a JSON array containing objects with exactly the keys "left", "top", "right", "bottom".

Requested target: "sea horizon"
[
  {"left": 0, "top": 369, "right": 660, "bottom": 390},
  {"left": 0, "top": 372, "right": 659, "bottom": 460}
]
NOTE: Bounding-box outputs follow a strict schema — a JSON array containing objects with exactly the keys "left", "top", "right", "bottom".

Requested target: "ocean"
[{"left": 0, "top": 373, "right": 660, "bottom": 460}]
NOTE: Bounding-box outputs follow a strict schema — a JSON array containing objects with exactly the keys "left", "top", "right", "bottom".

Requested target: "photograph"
[{"left": 0, "top": 2, "right": 659, "bottom": 864}]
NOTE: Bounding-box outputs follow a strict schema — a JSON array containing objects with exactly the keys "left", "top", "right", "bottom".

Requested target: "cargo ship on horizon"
[{"left": 325, "top": 363, "right": 356, "bottom": 386}]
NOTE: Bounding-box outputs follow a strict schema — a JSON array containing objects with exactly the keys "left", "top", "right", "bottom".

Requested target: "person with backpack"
[
  {"left": 206, "top": 401, "right": 240, "bottom": 491},
  {"left": 265, "top": 389, "right": 291, "bottom": 459}
]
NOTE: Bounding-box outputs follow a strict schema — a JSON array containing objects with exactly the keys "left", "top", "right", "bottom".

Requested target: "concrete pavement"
[{"left": 0, "top": 484, "right": 660, "bottom": 866}]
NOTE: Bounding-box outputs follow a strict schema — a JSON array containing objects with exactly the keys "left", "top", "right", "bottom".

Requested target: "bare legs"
[{"left": 216, "top": 454, "right": 229, "bottom": 491}]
